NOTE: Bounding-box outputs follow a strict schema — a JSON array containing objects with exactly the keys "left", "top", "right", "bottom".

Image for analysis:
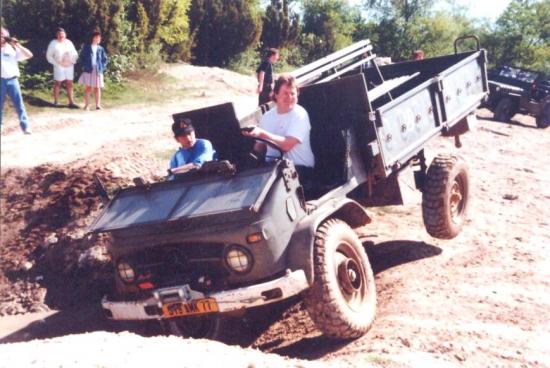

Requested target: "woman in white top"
[{"left": 46, "top": 27, "right": 78, "bottom": 108}]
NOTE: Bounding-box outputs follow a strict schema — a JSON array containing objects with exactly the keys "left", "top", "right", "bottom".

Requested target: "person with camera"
[
  {"left": 46, "top": 27, "right": 79, "bottom": 108},
  {"left": 1, "top": 27, "right": 33, "bottom": 135}
]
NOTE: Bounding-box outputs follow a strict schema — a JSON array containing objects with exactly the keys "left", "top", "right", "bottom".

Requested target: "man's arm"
[
  {"left": 10, "top": 38, "right": 33, "bottom": 61},
  {"left": 46, "top": 41, "right": 57, "bottom": 65},
  {"left": 257, "top": 71, "right": 265, "bottom": 94},
  {"left": 243, "top": 127, "right": 300, "bottom": 153}
]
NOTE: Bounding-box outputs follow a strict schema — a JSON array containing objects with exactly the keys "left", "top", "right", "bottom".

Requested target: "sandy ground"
[{"left": 0, "top": 64, "right": 549, "bottom": 368}]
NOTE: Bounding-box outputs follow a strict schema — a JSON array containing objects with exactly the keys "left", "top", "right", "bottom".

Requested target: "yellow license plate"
[{"left": 162, "top": 298, "right": 218, "bottom": 318}]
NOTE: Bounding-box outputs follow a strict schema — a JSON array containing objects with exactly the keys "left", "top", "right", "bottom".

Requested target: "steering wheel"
[{"left": 247, "top": 136, "right": 285, "bottom": 161}]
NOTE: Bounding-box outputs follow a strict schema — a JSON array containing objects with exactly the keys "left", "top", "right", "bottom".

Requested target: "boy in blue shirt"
[{"left": 169, "top": 118, "right": 216, "bottom": 177}]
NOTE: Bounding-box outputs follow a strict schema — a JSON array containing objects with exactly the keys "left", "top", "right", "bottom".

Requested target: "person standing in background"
[
  {"left": 256, "top": 48, "right": 279, "bottom": 105},
  {"left": 1, "top": 27, "right": 33, "bottom": 135},
  {"left": 46, "top": 27, "right": 79, "bottom": 108},
  {"left": 78, "top": 31, "right": 108, "bottom": 110},
  {"left": 413, "top": 49, "right": 424, "bottom": 60}
]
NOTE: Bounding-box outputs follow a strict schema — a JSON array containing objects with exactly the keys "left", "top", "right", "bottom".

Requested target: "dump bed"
[{"left": 294, "top": 48, "right": 488, "bottom": 179}]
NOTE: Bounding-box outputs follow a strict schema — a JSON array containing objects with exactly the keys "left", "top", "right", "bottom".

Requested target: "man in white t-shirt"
[
  {"left": 1, "top": 27, "right": 33, "bottom": 134},
  {"left": 242, "top": 74, "right": 315, "bottom": 189},
  {"left": 46, "top": 27, "right": 79, "bottom": 108}
]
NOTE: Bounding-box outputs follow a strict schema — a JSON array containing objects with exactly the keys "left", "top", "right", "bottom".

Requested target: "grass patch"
[{"left": 2, "top": 68, "right": 194, "bottom": 121}]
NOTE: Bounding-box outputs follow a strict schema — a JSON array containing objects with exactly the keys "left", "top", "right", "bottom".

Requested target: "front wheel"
[
  {"left": 494, "top": 97, "right": 515, "bottom": 122},
  {"left": 305, "top": 219, "right": 376, "bottom": 339},
  {"left": 422, "top": 154, "right": 469, "bottom": 239}
]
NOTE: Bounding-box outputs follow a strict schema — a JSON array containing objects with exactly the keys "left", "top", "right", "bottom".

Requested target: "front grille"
[{"left": 125, "top": 243, "right": 229, "bottom": 292}]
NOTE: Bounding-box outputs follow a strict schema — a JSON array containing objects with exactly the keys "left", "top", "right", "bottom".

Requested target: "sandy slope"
[{"left": 1, "top": 64, "right": 549, "bottom": 368}]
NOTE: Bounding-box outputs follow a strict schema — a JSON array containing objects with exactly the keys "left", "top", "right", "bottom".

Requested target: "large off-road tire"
[
  {"left": 422, "top": 154, "right": 469, "bottom": 239},
  {"left": 535, "top": 102, "right": 550, "bottom": 129},
  {"left": 305, "top": 219, "right": 376, "bottom": 339},
  {"left": 494, "top": 97, "right": 515, "bottom": 122}
]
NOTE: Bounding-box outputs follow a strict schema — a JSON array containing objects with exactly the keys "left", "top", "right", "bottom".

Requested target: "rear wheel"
[
  {"left": 305, "top": 219, "right": 376, "bottom": 339},
  {"left": 422, "top": 154, "right": 469, "bottom": 239},
  {"left": 494, "top": 97, "right": 515, "bottom": 122},
  {"left": 536, "top": 102, "right": 550, "bottom": 129}
]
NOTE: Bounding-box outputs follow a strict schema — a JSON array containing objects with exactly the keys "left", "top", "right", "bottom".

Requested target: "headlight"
[
  {"left": 224, "top": 245, "right": 253, "bottom": 274},
  {"left": 117, "top": 259, "right": 136, "bottom": 284}
]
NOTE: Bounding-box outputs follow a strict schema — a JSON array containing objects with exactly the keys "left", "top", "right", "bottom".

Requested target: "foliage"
[
  {"left": 299, "top": 0, "right": 360, "bottom": 62},
  {"left": 189, "top": 0, "right": 262, "bottom": 66},
  {"left": 226, "top": 44, "right": 303, "bottom": 75},
  {"left": 127, "top": 0, "right": 193, "bottom": 62},
  {"left": 105, "top": 54, "right": 133, "bottom": 84},
  {"left": 260, "top": 0, "right": 301, "bottom": 48},
  {"left": 482, "top": 0, "right": 549, "bottom": 73},
  {"left": 2, "top": 0, "right": 125, "bottom": 74}
]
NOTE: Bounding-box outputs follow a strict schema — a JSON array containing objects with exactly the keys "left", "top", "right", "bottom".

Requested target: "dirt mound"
[{"left": 0, "top": 152, "right": 165, "bottom": 316}]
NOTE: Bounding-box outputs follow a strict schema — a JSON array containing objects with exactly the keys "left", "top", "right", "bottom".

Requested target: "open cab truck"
[{"left": 90, "top": 37, "right": 489, "bottom": 340}]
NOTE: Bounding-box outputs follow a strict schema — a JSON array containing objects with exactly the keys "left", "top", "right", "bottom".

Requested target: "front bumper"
[{"left": 102, "top": 269, "right": 309, "bottom": 320}]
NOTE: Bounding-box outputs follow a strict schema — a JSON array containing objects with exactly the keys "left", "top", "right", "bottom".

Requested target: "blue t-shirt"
[{"left": 169, "top": 139, "right": 216, "bottom": 170}]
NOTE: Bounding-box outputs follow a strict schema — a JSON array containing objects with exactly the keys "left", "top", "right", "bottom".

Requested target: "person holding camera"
[
  {"left": 46, "top": 27, "right": 79, "bottom": 108},
  {"left": 1, "top": 27, "right": 33, "bottom": 135}
]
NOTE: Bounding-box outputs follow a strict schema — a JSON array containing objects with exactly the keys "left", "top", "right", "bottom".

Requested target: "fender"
[{"left": 286, "top": 198, "right": 371, "bottom": 284}]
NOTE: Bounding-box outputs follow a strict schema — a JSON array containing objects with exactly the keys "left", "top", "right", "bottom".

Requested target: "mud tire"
[
  {"left": 494, "top": 97, "right": 515, "bottom": 122},
  {"left": 422, "top": 154, "right": 469, "bottom": 239},
  {"left": 305, "top": 219, "right": 376, "bottom": 339},
  {"left": 535, "top": 102, "right": 550, "bottom": 129}
]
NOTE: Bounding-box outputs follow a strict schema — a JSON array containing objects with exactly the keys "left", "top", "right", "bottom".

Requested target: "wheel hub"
[
  {"left": 449, "top": 180, "right": 464, "bottom": 222},
  {"left": 338, "top": 258, "right": 362, "bottom": 294}
]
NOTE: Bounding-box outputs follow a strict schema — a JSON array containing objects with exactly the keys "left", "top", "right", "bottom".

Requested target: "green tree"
[
  {"left": 189, "top": 0, "right": 262, "bottom": 66},
  {"left": 483, "top": 0, "right": 549, "bottom": 73},
  {"left": 300, "top": 0, "right": 359, "bottom": 62},
  {"left": 2, "top": 0, "right": 125, "bottom": 73},
  {"left": 260, "top": 0, "right": 301, "bottom": 48},
  {"left": 128, "top": 0, "right": 192, "bottom": 61}
]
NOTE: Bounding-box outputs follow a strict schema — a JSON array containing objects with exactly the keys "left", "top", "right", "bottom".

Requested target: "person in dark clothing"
[{"left": 256, "top": 48, "right": 279, "bottom": 105}]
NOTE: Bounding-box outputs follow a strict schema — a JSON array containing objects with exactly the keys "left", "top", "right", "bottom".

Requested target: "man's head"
[
  {"left": 265, "top": 48, "right": 280, "bottom": 63},
  {"left": 172, "top": 118, "right": 196, "bottom": 149},
  {"left": 56, "top": 27, "right": 66, "bottom": 41},
  {"left": 413, "top": 49, "right": 424, "bottom": 60},
  {"left": 273, "top": 74, "right": 299, "bottom": 113}
]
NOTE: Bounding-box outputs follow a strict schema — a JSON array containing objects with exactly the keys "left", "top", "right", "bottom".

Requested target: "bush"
[
  {"left": 19, "top": 70, "right": 52, "bottom": 90},
  {"left": 226, "top": 48, "right": 260, "bottom": 75},
  {"left": 105, "top": 54, "right": 133, "bottom": 84}
]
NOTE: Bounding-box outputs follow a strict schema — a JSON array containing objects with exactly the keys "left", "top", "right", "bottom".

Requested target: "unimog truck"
[{"left": 89, "top": 37, "right": 489, "bottom": 339}]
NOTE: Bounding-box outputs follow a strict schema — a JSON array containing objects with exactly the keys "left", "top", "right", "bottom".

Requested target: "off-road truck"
[
  {"left": 90, "top": 37, "right": 489, "bottom": 340},
  {"left": 484, "top": 65, "right": 550, "bottom": 128}
]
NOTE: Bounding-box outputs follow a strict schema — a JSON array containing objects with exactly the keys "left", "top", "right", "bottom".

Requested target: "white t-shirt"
[
  {"left": 91, "top": 44, "right": 98, "bottom": 66},
  {"left": 260, "top": 104, "right": 315, "bottom": 167},
  {"left": 1, "top": 45, "right": 29, "bottom": 78},
  {"left": 46, "top": 39, "right": 78, "bottom": 68}
]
